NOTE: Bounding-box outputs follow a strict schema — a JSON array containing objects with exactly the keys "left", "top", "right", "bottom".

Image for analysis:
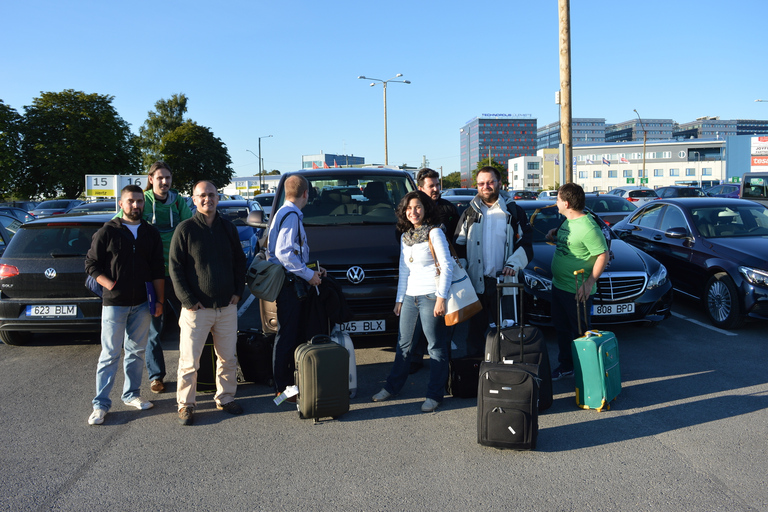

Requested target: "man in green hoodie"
[{"left": 116, "top": 161, "right": 192, "bottom": 392}]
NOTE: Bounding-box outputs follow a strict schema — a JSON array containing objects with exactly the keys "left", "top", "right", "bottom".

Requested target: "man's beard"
[{"left": 124, "top": 209, "right": 142, "bottom": 221}]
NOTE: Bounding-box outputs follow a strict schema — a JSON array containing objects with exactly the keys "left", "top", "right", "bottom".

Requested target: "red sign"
[{"left": 751, "top": 156, "right": 768, "bottom": 166}]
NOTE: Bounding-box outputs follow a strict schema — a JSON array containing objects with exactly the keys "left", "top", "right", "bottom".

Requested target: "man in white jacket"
[{"left": 454, "top": 167, "right": 533, "bottom": 356}]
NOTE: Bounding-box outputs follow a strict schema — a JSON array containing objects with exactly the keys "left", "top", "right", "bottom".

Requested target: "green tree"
[
  {"left": 0, "top": 100, "right": 24, "bottom": 197},
  {"left": 473, "top": 158, "right": 508, "bottom": 187},
  {"left": 266, "top": 170, "right": 281, "bottom": 176},
  {"left": 160, "top": 121, "right": 233, "bottom": 193},
  {"left": 20, "top": 90, "right": 140, "bottom": 198},
  {"left": 138, "top": 93, "right": 188, "bottom": 169},
  {"left": 441, "top": 171, "right": 461, "bottom": 190}
]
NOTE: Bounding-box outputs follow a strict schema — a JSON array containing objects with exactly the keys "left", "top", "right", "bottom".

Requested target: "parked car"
[
  {"left": 0, "top": 213, "right": 112, "bottom": 345},
  {"left": 606, "top": 186, "right": 660, "bottom": 205},
  {"left": 253, "top": 193, "right": 276, "bottom": 219},
  {"left": 583, "top": 193, "right": 638, "bottom": 226},
  {"left": 67, "top": 201, "right": 120, "bottom": 215},
  {"left": 259, "top": 168, "right": 417, "bottom": 336},
  {"left": 0, "top": 214, "right": 23, "bottom": 237},
  {"left": 612, "top": 198, "right": 768, "bottom": 329},
  {"left": 442, "top": 195, "right": 472, "bottom": 218},
  {"left": 29, "top": 199, "right": 84, "bottom": 218},
  {"left": 655, "top": 186, "right": 708, "bottom": 198},
  {"left": 442, "top": 188, "right": 477, "bottom": 197},
  {"left": 741, "top": 173, "right": 768, "bottom": 207},
  {"left": 519, "top": 200, "right": 673, "bottom": 327},
  {"left": 510, "top": 190, "right": 537, "bottom": 200},
  {"left": 0, "top": 223, "right": 12, "bottom": 257},
  {"left": 215, "top": 200, "right": 265, "bottom": 267},
  {"left": 705, "top": 184, "right": 740, "bottom": 198},
  {"left": 0, "top": 207, "right": 35, "bottom": 223},
  {"left": 537, "top": 190, "right": 559, "bottom": 199}
]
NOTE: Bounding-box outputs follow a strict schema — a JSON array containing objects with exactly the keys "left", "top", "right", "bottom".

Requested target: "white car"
[
  {"left": 253, "top": 193, "right": 275, "bottom": 219},
  {"left": 606, "top": 186, "right": 660, "bottom": 205},
  {"left": 537, "top": 190, "right": 558, "bottom": 199}
]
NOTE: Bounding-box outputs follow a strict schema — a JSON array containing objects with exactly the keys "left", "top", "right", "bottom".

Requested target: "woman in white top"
[{"left": 372, "top": 191, "right": 453, "bottom": 412}]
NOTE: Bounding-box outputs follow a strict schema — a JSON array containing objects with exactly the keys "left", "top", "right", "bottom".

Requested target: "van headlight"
[
  {"left": 647, "top": 265, "right": 668, "bottom": 289},
  {"left": 739, "top": 266, "right": 768, "bottom": 287}
]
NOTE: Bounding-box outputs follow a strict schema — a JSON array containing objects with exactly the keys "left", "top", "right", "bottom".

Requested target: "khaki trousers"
[{"left": 177, "top": 304, "right": 238, "bottom": 409}]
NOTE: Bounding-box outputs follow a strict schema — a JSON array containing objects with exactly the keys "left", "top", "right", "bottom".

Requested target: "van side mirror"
[{"left": 246, "top": 210, "right": 266, "bottom": 229}]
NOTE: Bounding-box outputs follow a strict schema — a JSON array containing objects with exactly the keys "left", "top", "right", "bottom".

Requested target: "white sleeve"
[
  {"left": 430, "top": 228, "right": 453, "bottom": 299},
  {"left": 395, "top": 235, "right": 408, "bottom": 303}
]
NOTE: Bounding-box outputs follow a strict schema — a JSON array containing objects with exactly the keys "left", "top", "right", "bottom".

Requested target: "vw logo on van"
[
  {"left": 346, "top": 266, "right": 365, "bottom": 284},
  {"left": 44, "top": 268, "right": 57, "bottom": 280}
]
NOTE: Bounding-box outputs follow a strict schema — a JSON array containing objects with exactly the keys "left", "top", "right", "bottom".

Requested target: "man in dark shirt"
[
  {"left": 170, "top": 180, "right": 247, "bottom": 425},
  {"left": 417, "top": 168, "right": 459, "bottom": 238}
]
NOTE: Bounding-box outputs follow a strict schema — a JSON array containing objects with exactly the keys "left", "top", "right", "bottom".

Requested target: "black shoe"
[
  {"left": 178, "top": 406, "right": 194, "bottom": 425},
  {"left": 552, "top": 366, "right": 574, "bottom": 381},
  {"left": 217, "top": 401, "right": 244, "bottom": 415},
  {"left": 409, "top": 361, "right": 424, "bottom": 374}
]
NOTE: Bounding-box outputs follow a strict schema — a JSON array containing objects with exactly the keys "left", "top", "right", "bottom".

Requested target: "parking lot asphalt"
[{"left": 1, "top": 294, "right": 767, "bottom": 511}]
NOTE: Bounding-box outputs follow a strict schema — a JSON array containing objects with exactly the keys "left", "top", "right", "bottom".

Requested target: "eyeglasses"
[{"left": 195, "top": 193, "right": 217, "bottom": 199}]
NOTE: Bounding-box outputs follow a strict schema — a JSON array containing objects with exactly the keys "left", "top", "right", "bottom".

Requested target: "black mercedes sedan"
[
  {"left": 612, "top": 198, "right": 768, "bottom": 329},
  {"left": 519, "top": 200, "right": 673, "bottom": 327}
]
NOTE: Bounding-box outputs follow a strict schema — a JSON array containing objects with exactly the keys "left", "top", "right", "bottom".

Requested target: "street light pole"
[
  {"left": 258, "top": 135, "right": 273, "bottom": 192},
  {"left": 358, "top": 74, "right": 411, "bottom": 166},
  {"left": 633, "top": 109, "right": 647, "bottom": 182}
]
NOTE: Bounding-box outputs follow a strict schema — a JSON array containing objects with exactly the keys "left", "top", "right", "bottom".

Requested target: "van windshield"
[
  {"left": 277, "top": 174, "right": 415, "bottom": 225},
  {"left": 743, "top": 177, "right": 767, "bottom": 199}
]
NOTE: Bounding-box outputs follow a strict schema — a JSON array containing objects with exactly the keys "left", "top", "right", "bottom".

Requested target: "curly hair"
[{"left": 396, "top": 190, "right": 441, "bottom": 235}]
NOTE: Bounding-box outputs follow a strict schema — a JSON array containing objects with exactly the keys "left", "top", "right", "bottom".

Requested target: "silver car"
[{"left": 606, "top": 186, "right": 660, "bottom": 205}]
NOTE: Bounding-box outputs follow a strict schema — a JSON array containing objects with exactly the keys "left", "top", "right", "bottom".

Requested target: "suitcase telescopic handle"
[
  {"left": 573, "top": 269, "right": 589, "bottom": 336},
  {"left": 495, "top": 281, "right": 525, "bottom": 363}
]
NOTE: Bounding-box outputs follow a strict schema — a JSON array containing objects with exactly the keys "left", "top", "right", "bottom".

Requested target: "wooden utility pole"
[{"left": 558, "top": 0, "right": 573, "bottom": 183}]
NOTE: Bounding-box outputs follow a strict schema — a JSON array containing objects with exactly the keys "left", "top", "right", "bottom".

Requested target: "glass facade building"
[
  {"left": 459, "top": 115, "right": 537, "bottom": 186},
  {"left": 302, "top": 153, "right": 365, "bottom": 169}
]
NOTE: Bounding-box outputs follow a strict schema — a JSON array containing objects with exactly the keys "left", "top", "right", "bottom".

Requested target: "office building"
[
  {"left": 537, "top": 118, "right": 606, "bottom": 149},
  {"left": 302, "top": 153, "right": 364, "bottom": 169},
  {"left": 605, "top": 119, "right": 675, "bottom": 143},
  {"left": 459, "top": 114, "right": 537, "bottom": 186}
]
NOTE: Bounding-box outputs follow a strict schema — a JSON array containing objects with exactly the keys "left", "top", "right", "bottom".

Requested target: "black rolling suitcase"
[
  {"left": 236, "top": 329, "right": 275, "bottom": 387},
  {"left": 294, "top": 335, "right": 350, "bottom": 423},
  {"left": 446, "top": 355, "right": 483, "bottom": 398},
  {"left": 484, "top": 281, "right": 553, "bottom": 411},
  {"left": 477, "top": 282, "right": 540, "bottom": 450},
  {"left": 197, "top": 333, "right": 216, "bottom": 392}
]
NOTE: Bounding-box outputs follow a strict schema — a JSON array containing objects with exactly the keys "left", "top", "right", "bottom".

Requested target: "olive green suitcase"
[{"left": 294, "top": 335, "right": 350, "bottom": 423}]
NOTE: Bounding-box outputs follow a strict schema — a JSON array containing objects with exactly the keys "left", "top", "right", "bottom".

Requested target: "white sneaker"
[
  {"left": 125, "top": 397, "right": 153, "bottom": 410},
  {"left": 88, "top": 408, "right": 107, "bottom": 425},
  {"left": 421, "top": 398, "right": 440, "bottom": 412},
  {"left": 371, "top": 389, "right": 392, "bottom": 402}
]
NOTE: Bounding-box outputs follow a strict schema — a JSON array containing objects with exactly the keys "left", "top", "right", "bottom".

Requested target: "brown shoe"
[
  {"left": 150, "top": 379, "right": 165, "bottom": 393},
  {"left": 178, "top": 406, "right": 194, "bottom": 426}
]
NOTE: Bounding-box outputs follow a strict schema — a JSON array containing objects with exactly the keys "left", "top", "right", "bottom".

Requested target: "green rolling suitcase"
[
  {"left": 572, "top": 270, "right": 621, "bottom": 411},
  {"left": 294, "top": 335, "right": 350, "bottom": 423}
]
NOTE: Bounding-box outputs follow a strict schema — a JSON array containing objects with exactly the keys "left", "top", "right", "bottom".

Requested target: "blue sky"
[{"left": 2, "top": 1, "right": 766, "bottom": 178}]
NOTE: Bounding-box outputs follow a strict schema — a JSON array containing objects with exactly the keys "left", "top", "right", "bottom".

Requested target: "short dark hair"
[
  {"left": 416, "top": 168, "right": 439, "bottom": 187},
  {"left": 121, "top": 184, "right": 143, "bottom": 196},
  {"left": 558, "top": 182, "right": 585, "bottom": 211},
  {"left": 395, "top": 190, "right": 441, "bottom": 234},
  {"left": 477, "top": 166, "right": 500, "bottom": 182}
]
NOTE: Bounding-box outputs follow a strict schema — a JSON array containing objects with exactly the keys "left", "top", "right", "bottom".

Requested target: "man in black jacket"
[
  {"left": 85, "top": 185, "right": 165, "bottom": 425},
  {"left": 170, "top": 180, "right": 247, "bottom": 425}
]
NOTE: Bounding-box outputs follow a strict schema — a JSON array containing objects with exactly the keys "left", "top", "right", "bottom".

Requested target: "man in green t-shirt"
[{"left": 546, "top": 183, "right": 609, "bottom": 380}]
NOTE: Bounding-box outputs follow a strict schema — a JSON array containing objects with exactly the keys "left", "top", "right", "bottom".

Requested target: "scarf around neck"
[{"left": 402, "top": 224, "right": 435, "bottom": 246}]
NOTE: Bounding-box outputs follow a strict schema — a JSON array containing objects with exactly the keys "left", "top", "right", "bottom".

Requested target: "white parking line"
[
  {"left": 671, "top": 311, "right": 737, "bottom": 336},
  {"left": 238, "top": 294, "right": 256, "bottom": 318}
]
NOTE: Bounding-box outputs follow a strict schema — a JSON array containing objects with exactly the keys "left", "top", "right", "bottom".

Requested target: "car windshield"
[
  {"left": 676, "top": 188, "right": 705, "bottom": 197},
  {"left": 743, "top": 177, "right": 767, "bottom": 199},
  {"left": 253, "top": 195, "right": 273, "bottom": 207},
  {"left": 217, "top": 206, "right": 250, "bottom": 226},
  {"left": 278, "top": 174, "right": 415, "bottom": 225},
  {"left": 691, "top": 204, "right": 768, "bottom": 237},
  {"left": 0, "top": 216, "right": 23, "bottom": 235},
  {"left": 628, "top": 190, "right": 657, "bottom": 198},
  {"left": 4, "top": 224, "right": 101, "bottom": 257},
  {"left": 584, "top": 196, "right": 636, "bottom": 213}
]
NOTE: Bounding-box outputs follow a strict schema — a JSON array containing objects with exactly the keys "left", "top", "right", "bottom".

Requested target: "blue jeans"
[
  {"left": 551, "top": 286, "right": 593, "bottom": 369},
  {"left": 385, "top": 294, "right": 449, "bottom": 402},
  {"left": 145, "top": 277, "right": 176, "bottom": 382},
  {"left": 93, "top": 303, "right": 151, "bottom": 411}
]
